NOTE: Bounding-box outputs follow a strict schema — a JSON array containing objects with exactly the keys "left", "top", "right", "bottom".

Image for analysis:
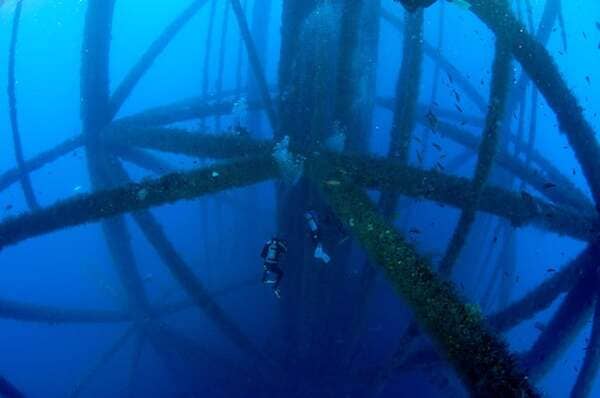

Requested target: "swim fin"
[{"left": 314, "top": 244, "right": 331, "bottom": 264}]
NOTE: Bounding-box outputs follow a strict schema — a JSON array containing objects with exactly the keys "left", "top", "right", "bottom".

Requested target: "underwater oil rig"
[{"left": 0, "top": 0, "right": 599, "bottom": 396}]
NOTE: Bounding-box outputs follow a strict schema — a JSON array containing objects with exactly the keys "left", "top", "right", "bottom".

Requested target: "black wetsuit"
[{"left": 261, "top": 239, "right": 287, "bottom": 291}]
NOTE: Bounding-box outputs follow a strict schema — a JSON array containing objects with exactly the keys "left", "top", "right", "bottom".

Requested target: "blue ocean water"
[{"left": 0, "top": 0, "right": 599, "bottom": 397}]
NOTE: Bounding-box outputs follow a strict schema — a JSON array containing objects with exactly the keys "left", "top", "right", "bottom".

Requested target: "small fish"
[
  {"left": 4, "top": 204, "right": 13, "bottom": 211},
  {"left": 73, "top": 185, "right": 82, "bottom": 192},
  {"left": 409, "top": 227, "right": 422, "bottom": 234},
  {"left": 455, "top": 104, "right": 464, "bottom": 113},
  {"left": 446, "top": 71, "right": 454, "bottom": 84},
  {"left": 586, "top": 76, "right": 591, "bottom": 85},
  {"left": 416, "top": 151, "right": 424, "bottom": 163},
  {"left": 426, "top": 110, "right": 438, "bottom": 129},
  {"left": 432, "top": 143, "right": 442, "bottom": 151},
  {"left": 435, "top": 161, "right": 445, "bottom": 171},
  {"left": 452, "top": 89, "right": 461, "bottom": 103},
  {"left": 596, "top": 22, "right": 600, "bottom": 31},
  {"left": 546, "top": 268, "right": 557, "bottom": 273},
  {"left": 211, "top": 171, "right": 220, "bottom": 177},
  {"left": 325, "top": 180, "right": 341, "bottom": 186},
  {"left": 543, "top": 182, "right": 557, "bottom": 189}
]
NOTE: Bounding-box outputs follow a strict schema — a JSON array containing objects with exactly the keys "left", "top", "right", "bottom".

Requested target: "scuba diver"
[
  {"left": 304, "top": 210, "right": 332, "bottom": 264},
  {"left": 261, "top": 237, "right": 288, "bottom": 298}
]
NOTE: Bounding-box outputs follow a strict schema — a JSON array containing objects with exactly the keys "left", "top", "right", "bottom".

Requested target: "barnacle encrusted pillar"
[
  {"left": 489, "top": 245, "right": 600, "bottom": 332},
  {"left": 438, "top": 33, "right": 512, "bottom": 276},
  {"left": 334, "top": 0, "right": 380, "bottom": 153},
  {"left": 310, "top": 160, "right": 538, "bottom": 396},
  {"left": 0, "top": 156, "right": 277, "bottom": 250},
  {"left": 81, "top": 0, "right": 152, "bottom": 319},
  {"left": 7, "top": 0, "right": 39, "bottom": 210},
  {"left": 70, "top": 326, "right": 136, "bottom": 398},
  {"left": 214, "top": 1, "right": 231, "bottom": 131},
  {"left": 108, "top": 0, "right": 207, "bottom": 119},
  {"left": 230, "top": 0, "right": 277, "bottom": 129},
  {"left": 571, "top": 297, "right": 600, "bottom": 398},
  {"left": 365, "top": 9, "right": 425, "bottom": 392},
  {"left": 378, "top": 8, "right": 424, "bottom": 218},
  {"left": 380, "top": 95, "right": 591, "bottom": 211},
  {"left": 469, "top": 0, "right": 600, "bottom": 211},
  {"left": 110, "top": 157, "right": 271, "bottom": 372},
  {"left": 521, "top": 270, "right": 596, "bottom": 380},
  {"left": 0, "top": 298, "right": 128, "bottom": 324}
]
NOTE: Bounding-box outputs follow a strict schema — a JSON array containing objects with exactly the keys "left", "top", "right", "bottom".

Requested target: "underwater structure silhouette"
[{"left": 0, "top": 0, "right": 599, "bottom": 396}]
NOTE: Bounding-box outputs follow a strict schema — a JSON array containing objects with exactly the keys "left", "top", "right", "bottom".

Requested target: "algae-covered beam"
[
  {"left": 105, "top": 126, "right": 271, "bottom": 159},
  {"left": 489, "top": 245, "right": 599, "bottom": 332},
  {"left": 571, "top": 296, "right": 600, "bottom": 398},
  {"left": 112, "top": 94, "right": 263, "bottom": 128},
  {"left": 69, "top": 326, "right": 136, "bottom": 398},
  {"left": 106, "top": 127, "right": 595, "bottom": 240},
  {"left": 427, "top": 118, "right": 593, "bottom": 213},
  {"left": 505, "top": 0, "right": 561, "bottom": 119},
  {"left": 309, "top": 160, "right": 537, "bottom": 396},
  {"left": 370, "top": 10, "right": 426, "bottom": 394},
  {"left": 0, "top": 92, "right": 259, "bottom": 194},
  {"left": 438, "top": 35, "right": 512, "bottom": 276},
  {"left": 0, "top": 135, "right": 83, "bottom": 195},
  {"left": 154, "top": 276, "right": 259, "bottom": 317},
  {"left": 113, "top": 146, "right": 173, "bottom": 175},
  {"left": 0, "top": 156, "right": 276, "bottom": 250},
  {"left": 0, "top": 298, "right": 128, "bottom": 324},
  {"left": 108, "top": 0, "right": 209, "bottom": 118},
  {"left": 81, "top": 0, "right": 155, "bottom": 323},
  {"left": 201, "top": 0, "right": 218, "bottom": 103},
  {"left": 230, "top": 0, "right": 277, "bottom": 129},
  {"left": 379, "top": 9, "right": 424, "bottom": 218},
  {"left": 377, "top": 96, "right": 593, "bottom": 212},
  {"left": 214, "top": 1, "right": 231, "bottom": 131},
  {"left": 379, "top": 99, "right": 591, "bottom": 212},
  {"left": 106, "top": 155, "right": 270, "bottom": 374},
  {"left": 111, "top": 157, "right": 269, "bottom": 369},
  {"left": 468, "top": 0, "right": 600, "bottom": 211},
  {"left": 0, "top": 277, "right": 258, "bottom": 325},
  {"left": 7, "top": 0, "right": 39, "bottom": 210},
  {"left": 131, "top": 208, "right": 269, "bottom": 367},
  {"left": 520, "top": 270, "right": 597, "bottom": 380},
  {"left": 375, "top": 97, "right": 484, "bottom": 126},
  {"left": 330, "top": 153, "right": 597, "bottom": 241},
  {"left": 381, "top": 7, "right": 487, "bottom": 111}
]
